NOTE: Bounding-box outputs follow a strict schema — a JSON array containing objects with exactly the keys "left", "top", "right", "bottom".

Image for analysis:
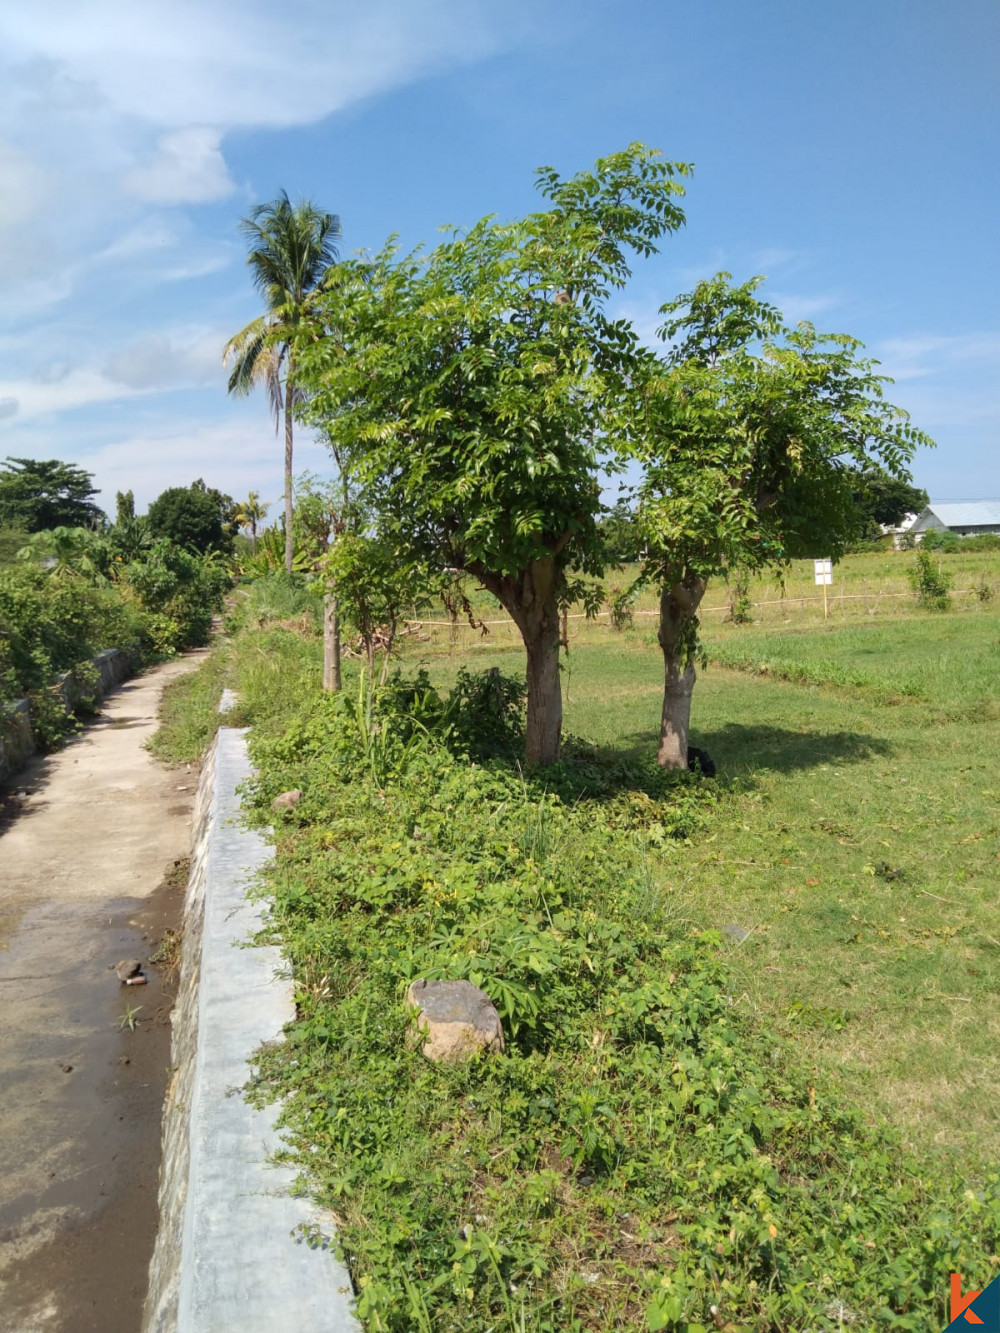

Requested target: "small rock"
[
  {"left": 61, "top": 1064, "right": 73, "bottom": 1074},
  {"left": 115, "top": 959, "right": 142, "bottom": 983},
  {"left": 118, "top": 1057, "right": 130, "bottom": 1066},
  {"left": 406, "top": 979, "right": 504, "bottom": 1063},
  {"left": 272, "top": 789, "right": 302, "bottom": 812}
]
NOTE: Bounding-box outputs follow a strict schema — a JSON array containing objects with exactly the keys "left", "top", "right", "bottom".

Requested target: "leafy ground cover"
[{"left": 161, "top": 605, "right": 1000, "bottom": 1331}]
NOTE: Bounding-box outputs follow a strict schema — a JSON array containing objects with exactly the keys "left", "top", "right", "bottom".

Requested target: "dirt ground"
[{"left": 0, "top": 656, "right": 203, "bottom": 1333}]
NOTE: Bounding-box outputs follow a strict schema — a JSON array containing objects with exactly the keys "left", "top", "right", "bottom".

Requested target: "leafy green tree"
[
  {"left": 598, "top": 500, "right": 644, "bottom": 564},
  {"left": 629, "top": 273, "right": 933, "bottom": 767},
  {"left": 107, "top": 490, "right": 152, "bottom": 565},
  {"left": 297, "top": 145, "right": 690, "bottom": 764},
  {"left": 0, "top": 457, "right": 104, "bottom": 532},
  {"left": 146, "top": 483, "right": 226, "bottom": 554},
  {"left": 223, "top": 192, "right": 341, "bottom": 574},
  {"left": 852, "top": 468, "right": 928, "bottom": 534},
  {"left": 191, "top": 478, "right": 240, "bottom": 546},
  {"left": 235, "top": 490, "right": 269, "bottom": 553},
  {"left": 326, "top": 533, "right": 428, "bottom": 683}
]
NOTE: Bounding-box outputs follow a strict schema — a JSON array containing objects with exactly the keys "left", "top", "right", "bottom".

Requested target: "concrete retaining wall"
[
  {"left": 0, "top": 647, "right": 134, "bottom": 784},
  {"left": 142, "top": 727, "right": 358, "bottom": 1333},
  {"left": 0, "top": 699, "right": 34, "bottom": 784}
]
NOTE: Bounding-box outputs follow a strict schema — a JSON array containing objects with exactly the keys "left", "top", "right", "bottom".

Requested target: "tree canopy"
[
  {"left": 852, "top": 469, "right": 928, "bottom": 534},
  {"left": 296, "top": 143, "right": 691, "bottom": 764},
  {"left": 0, "top": 457, "right": 104, "bottom": 532},
  {"left": 146, "top": 480, "right": 233, "bottom": 554},
  {"left": 626, "top": 272, "right": 934, "bottom": 765}
]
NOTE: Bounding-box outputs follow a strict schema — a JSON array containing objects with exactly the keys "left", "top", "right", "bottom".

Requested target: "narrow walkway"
[{"left": 0, "top": 657, "right": 201, "bottom": 1333}]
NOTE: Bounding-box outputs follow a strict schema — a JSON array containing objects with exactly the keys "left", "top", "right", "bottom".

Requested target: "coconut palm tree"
[
  {"left": 223, "top": 192, "right": 341, "bottom": 573},
  {"left": 235, "top": 490, "right": 268, "bottom": 553}
]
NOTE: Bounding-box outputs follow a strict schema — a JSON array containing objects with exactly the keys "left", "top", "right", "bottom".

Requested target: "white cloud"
[
  {"left": 0, "top": 137, "right": 49, "bottom": 229},
  {"left": 1, "top": 1, "right": 503, "bottom": 130},
  {"left": 0, "top": 368, "right": 142, "bottom": 421},
  {"left": 125, "top": 128, "right": 236, "bottom": 204},
  {"left": 104, "top": 329, "right": 227, "bottom": 391},
  {"left": 877, "top": 332, "right": 1000, "bottom": 382},
  {"left": 75, "top": 416, "right": 334, "bottom": 510},
  {"left": 767, "top": 291, "right": 844, "bottom": 325}
]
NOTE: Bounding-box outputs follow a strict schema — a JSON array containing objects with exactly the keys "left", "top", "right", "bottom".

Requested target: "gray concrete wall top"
[{"left": 174, "top": 728, "right": 358, "bottom": 1332}]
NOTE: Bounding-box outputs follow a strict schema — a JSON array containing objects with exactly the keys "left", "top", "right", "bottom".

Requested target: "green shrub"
[
  {"left": 908, "top": 549, "right": 952, "bottom": 609},
  {"left": 917, "top": 528, "right": 959, "bottom": 553},
  {"left": 122, "top": 540, "right": 228, "bottom": 650},
  {"left": 606, "top": 583, "right": 637, "bottom": 632},
  {"left": 726, "top": 568, "right": 753, "bottom": 624}
]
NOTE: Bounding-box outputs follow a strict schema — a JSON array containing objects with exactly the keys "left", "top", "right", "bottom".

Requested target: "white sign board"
[{"left": 814, "top": 558, "right": 833, "bottom": 586}]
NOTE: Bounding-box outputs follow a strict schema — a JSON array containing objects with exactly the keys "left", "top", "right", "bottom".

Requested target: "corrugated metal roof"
[{"left": 921, "top": 502, "right": 1000, "bottom": 526}]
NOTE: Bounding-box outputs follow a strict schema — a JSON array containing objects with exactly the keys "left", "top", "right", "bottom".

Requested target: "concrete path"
[{"left": 0, "top": 657, "right": 202, "bottom": 1333}]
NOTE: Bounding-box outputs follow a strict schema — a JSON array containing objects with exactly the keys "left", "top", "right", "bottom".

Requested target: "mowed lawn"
[{"left": 406, "top": 607, "right": 1000, "bottom": 1168}]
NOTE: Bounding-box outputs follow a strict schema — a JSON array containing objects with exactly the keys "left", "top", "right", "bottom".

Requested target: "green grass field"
[{"left": 394, "top": 601, "right": 1000, "bottom": 1166}]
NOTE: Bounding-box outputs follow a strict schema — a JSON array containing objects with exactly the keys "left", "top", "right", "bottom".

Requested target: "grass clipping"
[{"left": 242, "top": 671, "right": 1000, "bottom": 1333}]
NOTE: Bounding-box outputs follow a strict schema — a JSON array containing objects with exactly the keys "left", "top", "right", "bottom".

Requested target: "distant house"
[{"left": 908, "top": 502, "right": 1000, "bottom": 539}]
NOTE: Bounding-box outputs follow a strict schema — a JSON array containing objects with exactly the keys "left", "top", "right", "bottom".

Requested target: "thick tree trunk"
[
  {"left": 322, "top": 591, "right": 341, "bottom": 692},
  {"left": 283, "top": 375, "right": 294, "bottom": 575},
  {"left": 657, "top": 577, "right": 707, "bottom": 769},
  {"left": 524, "top": 612, "right": 562, "bottom": 766},
  {"left": 480, "top": 556, "right": 563, "bottom": 767}
]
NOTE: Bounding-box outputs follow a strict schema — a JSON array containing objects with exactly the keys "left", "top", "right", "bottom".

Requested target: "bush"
[
  {"left": 0, "top": 567, "right": 145, "bottom": 744},
  {"left": 122, "top": 540, "right": 228, "bottom": 650},
  {"left": 920, "top": 529, "right": 1000, "bottom": 553},
  {"left": 606, "top": 583, "right": 637, "bottom": 632},
  {"left": 919, "top": 528, "right": 960, "bottom": 553},
  {"left": 908, "top": 549, "right": 952, "bottom": 609},
  {"left": 726, "top": 568, "right": 753, "bottom": 624}
]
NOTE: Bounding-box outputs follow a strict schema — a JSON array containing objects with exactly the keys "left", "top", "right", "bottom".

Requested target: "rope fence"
[{"left": 403, "top": 588, "right": 945, "bottom": 632}]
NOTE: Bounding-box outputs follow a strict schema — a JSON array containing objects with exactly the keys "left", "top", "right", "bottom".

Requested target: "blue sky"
[{"left": 0, "top": 0, "right": 996, "bottom": 517}]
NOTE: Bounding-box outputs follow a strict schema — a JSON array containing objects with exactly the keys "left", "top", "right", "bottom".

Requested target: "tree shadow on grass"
[{"left": 618, "top": 722, "right": 893, "bottom": 778}]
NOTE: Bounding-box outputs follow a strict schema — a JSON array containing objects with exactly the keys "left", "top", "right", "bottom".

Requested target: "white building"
[{"left": 907, "top": 502, "right": 1000, "bottom": 539}]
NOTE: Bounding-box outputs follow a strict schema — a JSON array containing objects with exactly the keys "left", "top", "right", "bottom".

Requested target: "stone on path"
[
  {"left": 406, "top": 979, "right": 505, "bottom": 1062},
  {"left": 115, "top": 958, "right": 143, "bottom": 983}
]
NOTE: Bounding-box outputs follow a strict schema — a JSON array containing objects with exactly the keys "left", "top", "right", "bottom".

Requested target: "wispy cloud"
[
  {"left": 125, "top": 128, "right": 236, "bottom": 204},
  {"left": 767, "top": 291, "right": 844, "bottom": 325},
  {"left": 877, "top": 332, "right": 1000, "bottom": 381},
  {"left": 1, "top": 2, "right": 504, "bottom": 130},
  {"left": 75, "top": 416, "right": 335, "bottom": 510}
]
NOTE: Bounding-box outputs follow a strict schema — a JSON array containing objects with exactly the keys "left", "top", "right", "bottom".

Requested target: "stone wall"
[
  {"left": 142, "top": 727, "right": 358, "bottom": 1333},
  {"left": 0, "top": 647, "right": 134, "bottom": 785}
]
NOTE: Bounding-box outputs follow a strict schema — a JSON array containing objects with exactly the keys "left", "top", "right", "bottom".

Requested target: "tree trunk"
[
  {"left": 283, "top": 375, "right": 295, "bottom": 575},
  {"left": 322, "top": 591, "right": 341, "bottom": 692},
  {"left": 657, "top": 577, "right": 707, "bottom": 769},
  {"left": 483, "top": 556, "right": 563, "bottom": 767}
]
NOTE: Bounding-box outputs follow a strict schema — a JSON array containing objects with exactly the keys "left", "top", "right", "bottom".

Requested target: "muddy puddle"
[{"left": 0, "top": 864, "right": 186, "bottom": 1333}]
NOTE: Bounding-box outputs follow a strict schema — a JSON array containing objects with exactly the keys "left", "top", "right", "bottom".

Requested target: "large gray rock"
[
  {"left": 406, "top": 979, "right": 505, "bottom": 1062},
  {"left": 271, "top": 789, "right": 301, "bottom": 812}
]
